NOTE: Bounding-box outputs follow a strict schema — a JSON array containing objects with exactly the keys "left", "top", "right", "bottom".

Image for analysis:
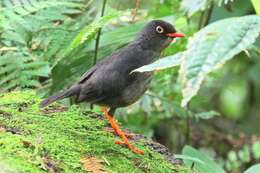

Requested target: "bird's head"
[{"left": 135, "top": 20, "right": 184, "bottom": 51}]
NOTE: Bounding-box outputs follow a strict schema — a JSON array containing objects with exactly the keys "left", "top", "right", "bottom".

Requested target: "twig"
[
  {"left": 0, "top": 47, "right": 17, "bottom": 52},
  {"left": 93, "top": 0, "right": 107, "bottom": 65},
  {"left": 131, "top": 0, "right": 141, "bottom": 22},
  {"left": 186, "top": 117, "right": 191, "bottom": 144}
]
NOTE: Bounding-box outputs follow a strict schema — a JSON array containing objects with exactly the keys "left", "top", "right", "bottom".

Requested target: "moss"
[{"left": 0, "top": 91, "right": 193, "bottom": 173}]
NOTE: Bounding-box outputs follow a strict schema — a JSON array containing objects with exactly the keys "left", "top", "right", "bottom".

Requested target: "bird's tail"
[{"left": 40, "top": 85, "right": 80, "bottom": 108}]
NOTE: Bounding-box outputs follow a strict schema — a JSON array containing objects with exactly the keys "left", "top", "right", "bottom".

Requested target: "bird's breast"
[{"left": 118, "top": 72, "right": 153, "bottom": 106}]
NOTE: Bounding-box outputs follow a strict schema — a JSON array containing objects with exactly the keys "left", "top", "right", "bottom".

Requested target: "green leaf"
[
  {"left": 252, "top": 142, "right": 260, "bottom": 159},
  {"left": 68, "top": 11, "right": 121, "bottom": 51},
  {"left": 181, "top": 0, "right": 209, "bottom": 17},
  {"left": 251, "top": 0, "right": 260, "bottom": 15},
  {"left": 219, "top": 79, "right": 248, "bottom": 119},
  {"left": 238, "top": 145, "right": 250, "bottom": 163},
  {"left": 244, "top": 164, "right": 260, "bottom": 173},
  {"left": 194, "top": 110, "right": 220, "bottom": 120},
  {"left": 179, "top": 15, "right": 260, "bottom": 107},
  {"left": 175, "top": 154, "right": 205, "bottom": 164},
  {"left": 182, "top": 145, "right": 227, "bottom": 173},
  {"left": 131, "top": 52, "right": 182, "bottom": 73},
  {"left": 181, "top": 0, "right": 234, "bottom": 17}
]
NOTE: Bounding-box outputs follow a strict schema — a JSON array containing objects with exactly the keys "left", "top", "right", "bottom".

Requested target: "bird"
[{"left": 40, "top": 20, "right": 184, "bottom": 154}]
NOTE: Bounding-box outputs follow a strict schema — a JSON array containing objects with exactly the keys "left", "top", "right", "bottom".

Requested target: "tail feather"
[{"left": 40, "top": 85, "right": 80, "bottom": 108}]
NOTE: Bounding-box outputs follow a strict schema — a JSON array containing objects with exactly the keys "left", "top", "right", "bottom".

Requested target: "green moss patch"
[{"left": 0, "top": 91, "right": 192, "bottom": 173}]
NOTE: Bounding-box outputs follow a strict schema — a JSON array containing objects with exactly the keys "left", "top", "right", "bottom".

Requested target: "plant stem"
[
  {"left": 93, "top": 0, "right": 107, "bottom": 65},
  {"left": 185, "top": 103, "right": 192, "bottom": 144},
  {"left": 185, "top": 117, "right": 191, "bottom": 144},
  {"left": 203, "top": 2, "right": 214, "bottom": 26},
  {"left": 90, "top": 0, "right": 107, "bottom": 109},
  {"left": 132, "top": 0, "right": 141, "bottom": 22},
  {"left": 198, "top": 11, "right": 206, "bottom": 30},
  {"left": 198, "top": 2, "right": 214, "bottom": 29}
]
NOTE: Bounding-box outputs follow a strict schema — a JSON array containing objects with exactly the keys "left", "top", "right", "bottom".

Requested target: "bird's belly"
[
  {"left": 122, "top": 74, "right": 152, "bottom": 104},
  {"left": 100, "top": 72, "right": 153, "bottom": 108}
]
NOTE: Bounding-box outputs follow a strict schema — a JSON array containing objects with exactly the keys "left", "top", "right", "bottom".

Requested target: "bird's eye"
[{"left": 156, "top": 26, "right": 164, "bottom": 33}]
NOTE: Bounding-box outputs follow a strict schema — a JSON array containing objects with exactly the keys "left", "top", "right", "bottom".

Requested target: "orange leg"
[
  {"left": 104, "top": 127, "right": 135, "bottom": 139},
  {"left": 101, "top": 107, "right": 144, "bottom": 154}
]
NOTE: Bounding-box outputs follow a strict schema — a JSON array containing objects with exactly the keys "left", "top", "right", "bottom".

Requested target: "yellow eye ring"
[{"left": 156, "top": 26, "right": 164, "bottom": 33}]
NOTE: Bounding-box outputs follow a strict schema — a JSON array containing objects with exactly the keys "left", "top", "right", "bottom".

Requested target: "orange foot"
[
  {"left": 115, "top": 140, "right": 144, "bottom": 154},
  {"left": 104, "top": 127, "right": 135, "bottom": 139},
  {"left": 102, "top": 107, "right": 144, "bottom": 155}
]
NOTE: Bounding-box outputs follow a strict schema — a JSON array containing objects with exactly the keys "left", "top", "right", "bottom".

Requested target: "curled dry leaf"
[
  {"left": 21, "top": 140, "right": 33, "bottom": 148},
  {"left": 80, "top": 157, "right": 107, "bottom": 173}
]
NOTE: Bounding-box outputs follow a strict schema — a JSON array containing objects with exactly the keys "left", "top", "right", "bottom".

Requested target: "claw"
[
  {"left": 102, "top": 107, "right": 144, "bottom": 155},
  {"left": 115, "top": 140, "right": 125, "bottom": 145},
  {"left": 131, "top": 148, "right": 144, "bottom": 155},
  {"left": 105, "top": 127, "right": 135, "bottom": 139},
  {"left": 115, "top": 140, "right": 144, "bottom": 154}
]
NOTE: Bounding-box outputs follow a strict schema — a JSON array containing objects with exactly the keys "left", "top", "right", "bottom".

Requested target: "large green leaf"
[
  {"left": 131, "top": 52, "right": 182, "bottom": 73},
  {"left": 179, "top": 15, "right": 260, "bottom": 107},
  {"left": 182, "top": 145, "right": 227, "bottom": 173},
  {"left": 244, "top": 164, "right": 260, "bottom": 173},
  {"left": 251, "top": 0, "right": 260, "bottom": 15}
]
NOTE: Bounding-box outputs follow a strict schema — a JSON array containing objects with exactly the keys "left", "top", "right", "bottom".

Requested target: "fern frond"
[
  {"left": 0, "top": 50, "right": 50, "bottom": 91},
  {"left": 1, "top": 0, "right": 85, "bottom": 42},
  {"left": 0, "top": 0, "right": 88, "bottom": 92}
]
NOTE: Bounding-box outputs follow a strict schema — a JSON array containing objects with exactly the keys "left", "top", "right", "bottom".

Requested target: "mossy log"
[{"left": 0, "top": 91, "right": 192, "bottom": 173}]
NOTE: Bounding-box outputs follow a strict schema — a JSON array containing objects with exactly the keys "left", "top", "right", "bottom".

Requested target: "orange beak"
[{"left": 166, "top": 33, "right": 185, "bottom": 38}]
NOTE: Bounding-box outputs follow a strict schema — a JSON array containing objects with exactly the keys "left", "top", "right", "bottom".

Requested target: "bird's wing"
[
  {"left": 76, "top": 68, "right": 123, "bottom": 104},
  {"left": 77, "top": 43, "right": 137, "bottom": 85},
  {"left": 77, "top": 66, "right": 97, "bottom": 84}
]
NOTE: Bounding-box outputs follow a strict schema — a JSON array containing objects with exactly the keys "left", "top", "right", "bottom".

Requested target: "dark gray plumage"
[{"left": 40, "top": 20, "right": 180, "bottom": 114}]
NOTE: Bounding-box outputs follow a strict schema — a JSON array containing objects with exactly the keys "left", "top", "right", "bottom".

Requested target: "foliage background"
[{"left": 0, "top": 0, "right": 260, "bottom": 173}]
